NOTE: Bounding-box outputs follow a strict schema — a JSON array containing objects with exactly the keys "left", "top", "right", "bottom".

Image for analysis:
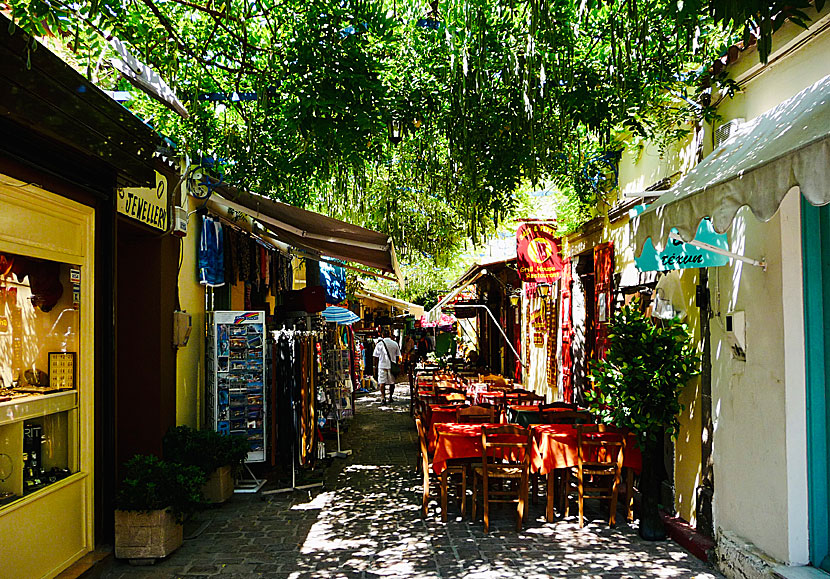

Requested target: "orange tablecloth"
[
  {"left": 530, "top": 424, "right": 643, "bottom": 475},
  {"left": 432, "top": 423, "right": 507, "bottom": 474}
]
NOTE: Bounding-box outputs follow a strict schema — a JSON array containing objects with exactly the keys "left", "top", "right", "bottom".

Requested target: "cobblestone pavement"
[{"left": 106, "top": 384, "right": 723, "bottom": 579}]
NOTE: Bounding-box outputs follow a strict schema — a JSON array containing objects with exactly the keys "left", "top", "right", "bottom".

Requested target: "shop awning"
[
  {"left": 355, "top": 289, "right": 424, "bottom": 317},
  {"left": 215, "top": 186, "right": 403, "bottom": 287},
  {"left": 426, "top": 257, "right": 514, "bottom": 322},
  {"left": 632, "top": 72, "right": 830, "bottom": 255}
]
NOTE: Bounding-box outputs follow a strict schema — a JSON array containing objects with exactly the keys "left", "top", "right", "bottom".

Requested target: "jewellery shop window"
[{"left": 0, "top": 251, "right": 81, "bottom": 508}]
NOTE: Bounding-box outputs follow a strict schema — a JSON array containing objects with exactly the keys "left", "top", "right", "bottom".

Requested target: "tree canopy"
[{"left": 4, "top": 0, "right": 818, "bottom": 279}]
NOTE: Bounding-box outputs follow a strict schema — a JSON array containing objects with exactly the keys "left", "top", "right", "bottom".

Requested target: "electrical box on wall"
[
  {"left": 173, "top": 310, "right": 192, "bottom": 348},
  {"left": 725, "top": 311, "right": 746, "bottom": 360},
  {"left": 171, "top": 206, "right": 188, "bottom": 237}
]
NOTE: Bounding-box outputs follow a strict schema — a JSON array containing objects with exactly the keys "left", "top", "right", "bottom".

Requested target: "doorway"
[
  {"left": 115, "top": 218, "right": 178, "bottom": 473},
  {"left": 802, "top": 199, "right": 830, "bottom": 572}
]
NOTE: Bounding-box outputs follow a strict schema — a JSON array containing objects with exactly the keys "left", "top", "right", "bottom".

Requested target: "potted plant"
[
  {"left": 163, "top": 426, "right": 249, "bottom": 503},
  {"left": 114, "top": 455, "right": 206, "bottom": 561},
  {"left": 587, "top": 302, "right": 700, "bottom": 540}
]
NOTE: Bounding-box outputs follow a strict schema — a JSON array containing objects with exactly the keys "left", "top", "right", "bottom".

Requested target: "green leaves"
[{"left": 587, "top": 302, "right": 700, "bottom": 446}]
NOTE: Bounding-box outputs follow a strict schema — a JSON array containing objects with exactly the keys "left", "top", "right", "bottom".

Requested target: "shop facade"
[
  {"left": 0, "top": 12, "right": 172, "bottom": 575},
  {"left": 626, "top": 6, "right": 830, "bottom": 575}
]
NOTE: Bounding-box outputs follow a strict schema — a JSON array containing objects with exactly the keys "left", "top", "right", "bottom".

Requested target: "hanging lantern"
[{"left": 388, "top": 119, "right": 403, "bottom": 145}]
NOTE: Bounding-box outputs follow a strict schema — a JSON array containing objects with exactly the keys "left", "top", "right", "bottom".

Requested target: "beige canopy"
[
  {"left": 216, "top": 185, "right": 403, "bottom": 287},
  {"left": 632, "top": 72, "right": 830, "bottom": 255}
]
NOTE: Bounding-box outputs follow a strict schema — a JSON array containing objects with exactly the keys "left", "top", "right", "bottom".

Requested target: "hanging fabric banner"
[{"left": 516, "top": 222, "right": 565, "bottom": 283}]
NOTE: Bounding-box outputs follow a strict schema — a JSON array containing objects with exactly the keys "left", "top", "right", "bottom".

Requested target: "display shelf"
[{"left": 0, "top": 390, "right": 78, "bottom": 427}]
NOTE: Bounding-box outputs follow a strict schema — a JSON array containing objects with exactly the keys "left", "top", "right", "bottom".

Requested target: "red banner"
[{"left": 516, "top": 223, "right": 564, "bottom": 283}]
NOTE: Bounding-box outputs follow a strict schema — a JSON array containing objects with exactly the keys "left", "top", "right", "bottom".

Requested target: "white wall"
[{"left": 703, "top": 13, "right": 830, "bottom": 565}]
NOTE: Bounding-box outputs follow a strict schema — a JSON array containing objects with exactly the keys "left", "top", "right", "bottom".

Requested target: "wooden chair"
[
  {"left": 471, "top": 425, "right": 532, "bottom": 533},
  {"left": 456, "top": 405, "right": 496, "bottom": 424},
  {"left": 568, "top": 424, "right": 627, "bottom": 528},
  {"left": 415, "top": 417, "right": 466, "bottom": 521},
  {"left": 511, "top": 390, "right": 546, "bottom": 405}
]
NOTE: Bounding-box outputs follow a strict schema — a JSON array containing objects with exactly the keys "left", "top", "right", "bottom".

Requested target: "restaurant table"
[
  {"left": 431, "top": 423, "right": 506, "bottom": 474},
  {"left": 506, "top": 404, "right": 542, "bottom": 427},
  {"left": 465, "top": 382, "right": 490, "bottom": 405},
  {"left": 531, "top": 424, "right": 642, "bottom": 521},
  {"left": 426, "top": 405, "right": 461, "bottom": 451}
]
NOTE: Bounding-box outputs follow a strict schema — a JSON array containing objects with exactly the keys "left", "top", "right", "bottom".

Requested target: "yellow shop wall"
[{"left": 176, "top": 195, "right": 206, "bottom": 428}]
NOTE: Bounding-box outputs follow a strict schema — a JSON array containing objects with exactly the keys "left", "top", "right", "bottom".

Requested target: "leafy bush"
[
  {"left": 587, "top": 302, "right": 700, "bottom": 446},
  {"left": 163, "top": 426, "right": 249, "bottom": 477},
  {"left": 115, "top": 455, "right": 206, "bottom": 522}
]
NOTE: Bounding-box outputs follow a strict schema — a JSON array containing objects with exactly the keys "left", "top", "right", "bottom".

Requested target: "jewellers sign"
[
  {"left": 117, "top": 171, "right": 168, "bottom": 231},
  {"left": 516, "top": 222, "right": 564, "bottom": 283}
]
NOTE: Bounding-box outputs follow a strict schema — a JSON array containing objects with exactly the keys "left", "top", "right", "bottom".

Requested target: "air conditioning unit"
[{"left": 714, "top": 118, "right": 745, "bottom": 148}]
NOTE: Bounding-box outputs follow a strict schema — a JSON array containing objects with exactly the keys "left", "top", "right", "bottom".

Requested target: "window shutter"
[
  {"left": 559, "top": 258, "right": 574, "bottom": 403},
  {"left": 593, "top": 242, "right": 615, "bottom": 361}
]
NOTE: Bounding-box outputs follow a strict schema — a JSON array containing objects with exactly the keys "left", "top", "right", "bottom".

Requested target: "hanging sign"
[
  {"left": 117, "top": 171, "right": 168, "bottom": 231},
  {"left": 632, "top": 207, "right": 729, "bottom": 272},
  {"left": 516, "top": 223, "right": 565, "bottom": 283}
]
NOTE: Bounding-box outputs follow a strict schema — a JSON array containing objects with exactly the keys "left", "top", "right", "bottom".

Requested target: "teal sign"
[{"left": 632, "top": 206, "right": 729, "bottom": 272}]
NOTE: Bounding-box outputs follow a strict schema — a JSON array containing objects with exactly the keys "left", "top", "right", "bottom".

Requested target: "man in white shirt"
[{"left": 373, "top": 328, "right": 401, "bottom": 405}]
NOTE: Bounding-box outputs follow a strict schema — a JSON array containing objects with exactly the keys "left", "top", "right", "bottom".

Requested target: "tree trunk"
[{"left": 638, "top": 438, "right": 667, "bottom": 541}]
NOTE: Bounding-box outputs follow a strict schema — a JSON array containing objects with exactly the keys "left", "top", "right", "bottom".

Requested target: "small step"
[{"left": 55, "top": 547, "right": 113, "bottom": 579}]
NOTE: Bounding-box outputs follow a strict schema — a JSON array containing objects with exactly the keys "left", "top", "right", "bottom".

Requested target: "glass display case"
[{"left": 0, "top": 251, "right": 80, "bottom": 507}]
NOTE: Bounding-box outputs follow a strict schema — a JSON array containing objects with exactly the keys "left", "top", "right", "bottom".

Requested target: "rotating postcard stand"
[{"left": 207, "top": 311, "right": 267, "bottom": 493}]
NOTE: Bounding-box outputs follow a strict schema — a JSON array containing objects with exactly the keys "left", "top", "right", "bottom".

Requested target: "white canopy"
[{"left": 633, "top": 72, "right": 830, "bottom": 255}]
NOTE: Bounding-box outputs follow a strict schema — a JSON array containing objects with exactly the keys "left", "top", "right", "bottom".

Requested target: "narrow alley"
[{"left": 105, "top": 387, "right": 722, "bottom": 579}]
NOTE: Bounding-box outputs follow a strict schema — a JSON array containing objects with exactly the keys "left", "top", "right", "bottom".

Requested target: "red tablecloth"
[
  {"left": 530, "top": 424, "right": 642, "bottom": 475},
  {"left": 426, "top": 405, "right": 460, "bottom": 450},
  {"left": 432, "top": 423, "right": 524, "bottom": 474}
]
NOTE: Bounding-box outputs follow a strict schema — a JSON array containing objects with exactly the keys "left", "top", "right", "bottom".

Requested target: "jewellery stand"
[
  {"left": 262, "top": 440, "right": 324, "bottom": 495},
  {"left": 327, "top": 412, "right": 352, "bottom": 459}
]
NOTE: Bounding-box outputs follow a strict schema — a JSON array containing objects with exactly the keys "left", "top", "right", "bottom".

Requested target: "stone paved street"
[{"left": 106, "top": 386, "right": 723, "bottom": 578}]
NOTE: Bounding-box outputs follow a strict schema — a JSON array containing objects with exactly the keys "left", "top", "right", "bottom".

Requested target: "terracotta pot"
[
  {"left": 114, "top": 509, "right": 183, "bottom": 561},
  {"left": 201, "top": 464, "right": 234, "bottom": 503}
]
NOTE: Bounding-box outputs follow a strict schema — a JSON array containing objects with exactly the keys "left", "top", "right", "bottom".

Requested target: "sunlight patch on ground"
[{"left": 290, "top": 490, "right": 335, "bottom": 510}]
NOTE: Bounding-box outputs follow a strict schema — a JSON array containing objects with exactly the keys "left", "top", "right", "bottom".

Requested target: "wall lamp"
[{"left": 537, "top": 283, "right": 550, "bottom": 298}]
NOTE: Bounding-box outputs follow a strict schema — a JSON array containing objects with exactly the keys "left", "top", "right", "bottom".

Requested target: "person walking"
[{"left": 373, "top": 328, "right": 401, "bottom": 405}]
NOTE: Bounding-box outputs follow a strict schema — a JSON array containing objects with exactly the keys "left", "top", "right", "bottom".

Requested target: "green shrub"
[
  {"left": 163, "top": 425, "right": 249, "bottom": 477},
  {"left": 115, "top": 455, "right": 206, "bottom": 522},
  {"left": 587, "top": 302, "right": 700, "bottom": 446}
]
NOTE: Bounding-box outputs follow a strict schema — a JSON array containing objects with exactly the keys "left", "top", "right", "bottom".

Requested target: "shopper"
[
  {"left": 373, "top": 328, "right": 401, "bottom": 405},
  {"left": 416, "top": 332, "right": 430, "bottom": 363},
  {"left": 402, "top": 333, "right": 416, "bottom": 372}
]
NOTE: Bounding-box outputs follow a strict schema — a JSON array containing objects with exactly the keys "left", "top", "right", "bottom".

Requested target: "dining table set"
[{"left": 412, "top": 366, "right": 643, "bottom": 532}]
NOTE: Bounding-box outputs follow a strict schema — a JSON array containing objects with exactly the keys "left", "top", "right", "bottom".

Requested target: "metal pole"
[
  {"left": 668, "top": 232, "right": 766, "bottom": 270},
  {"left": 460, "top": 304, "right": 527, "bottom": 368}
]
